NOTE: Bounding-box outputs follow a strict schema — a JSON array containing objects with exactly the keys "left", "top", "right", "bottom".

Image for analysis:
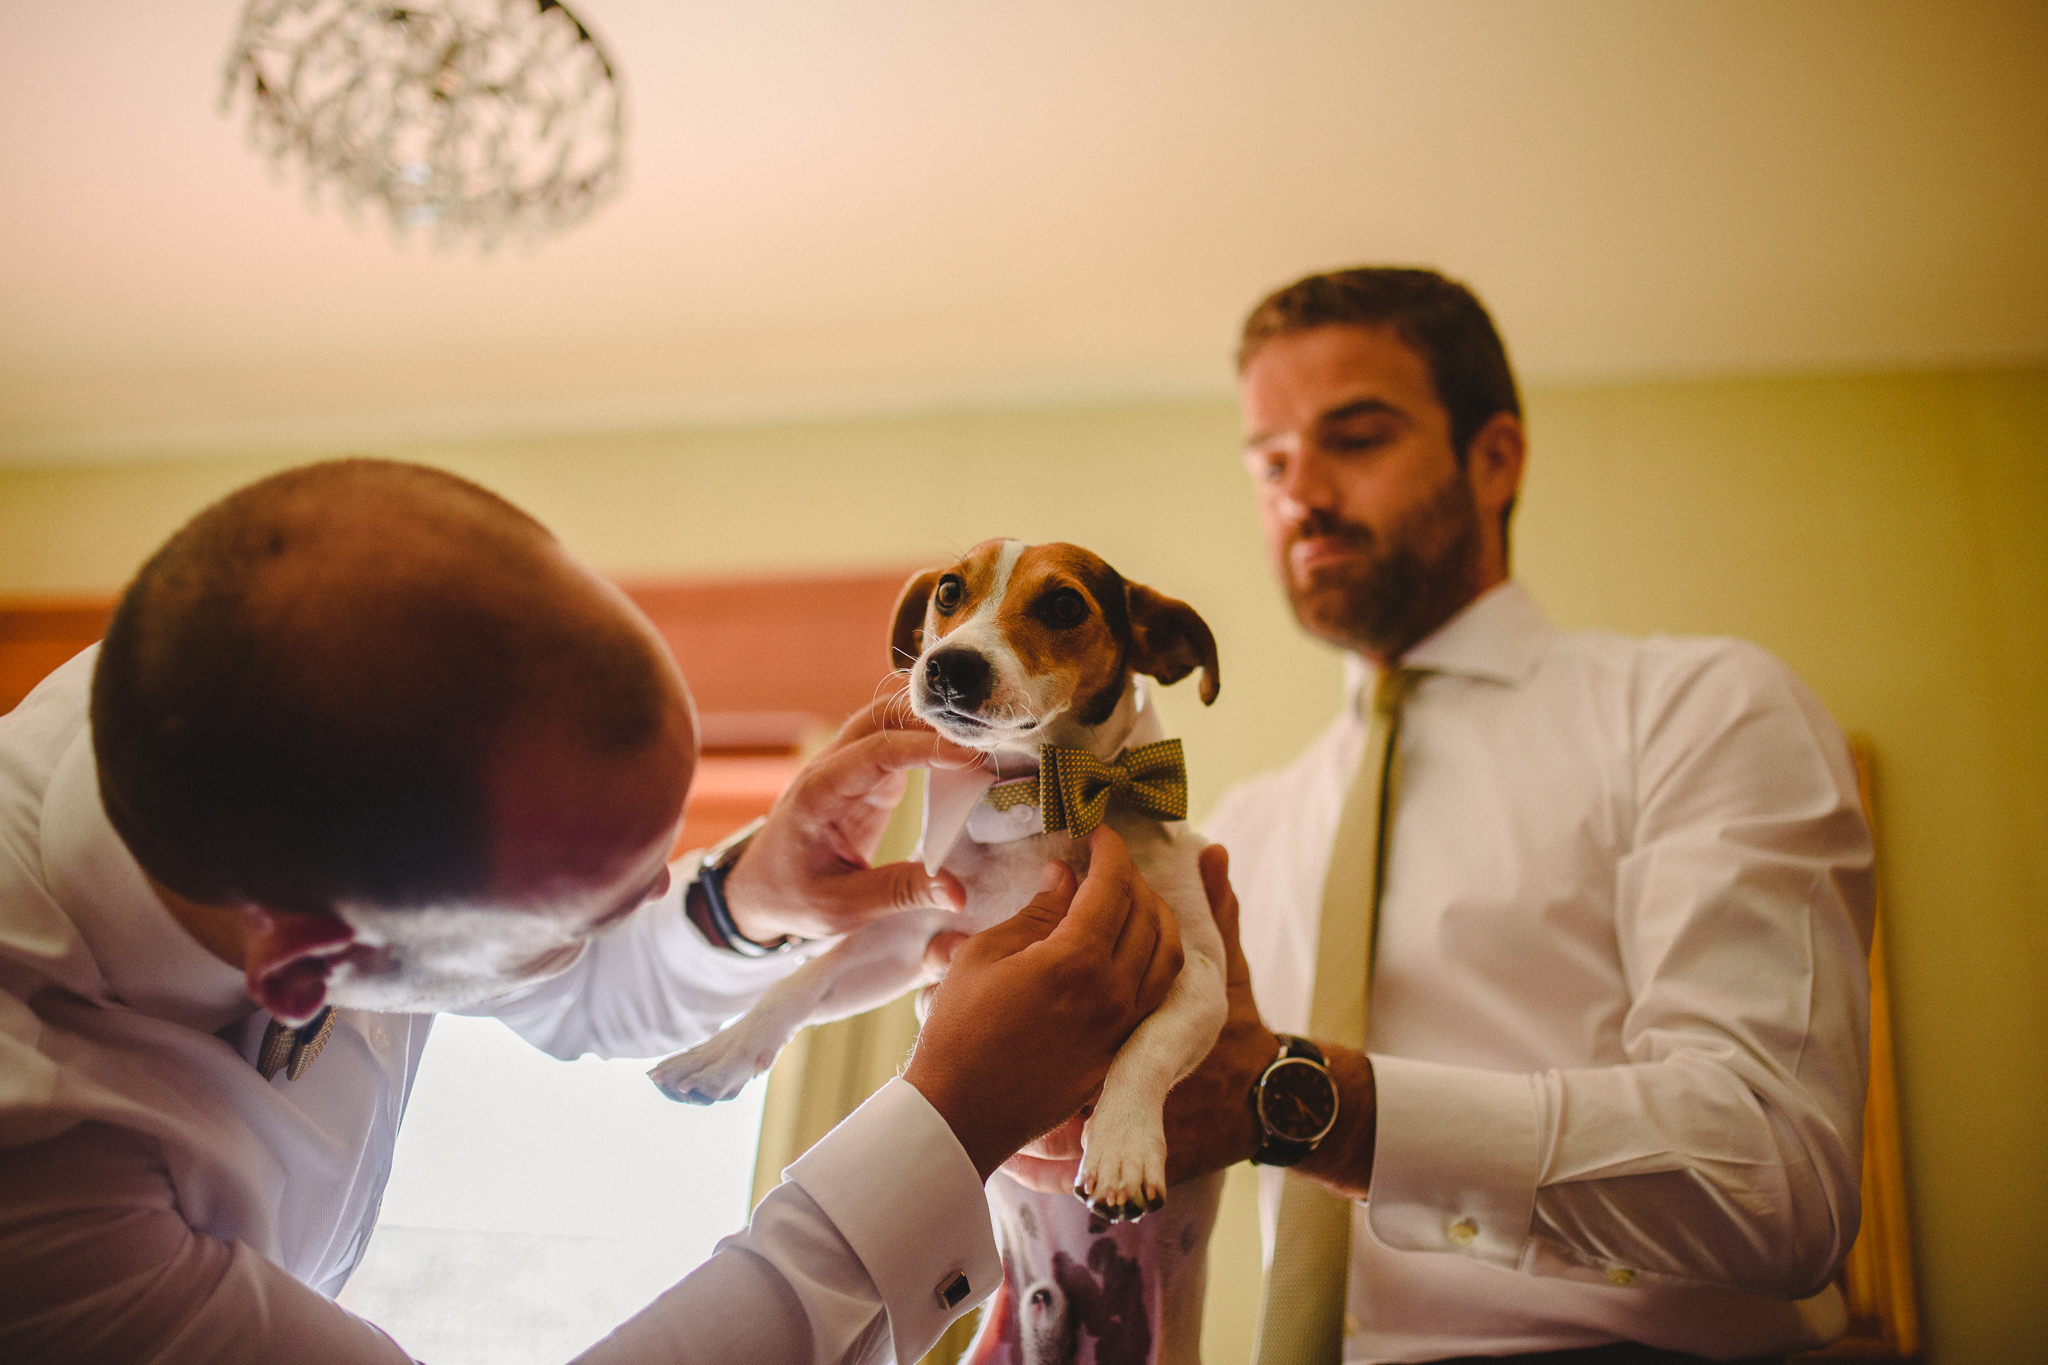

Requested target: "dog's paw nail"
[{"left": 1145, "top": 1191, "right": 1167, "bottom": 1213}]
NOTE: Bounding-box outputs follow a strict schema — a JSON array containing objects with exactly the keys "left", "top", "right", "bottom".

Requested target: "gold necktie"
[
  {"left": 1252, "top": 667, "right": 1426, "bottom": 1365},
  {"left": 256, "top": 1006, "right": 337, "bottom": 1082}
]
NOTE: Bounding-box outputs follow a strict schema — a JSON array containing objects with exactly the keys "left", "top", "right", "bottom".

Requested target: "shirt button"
[
  {"left": 1447, "top": 1218, "right": 1478, "bottom": 1246},
  {"left": 1608, "top": 1267, "right": 1636, "bottom": 1287}
]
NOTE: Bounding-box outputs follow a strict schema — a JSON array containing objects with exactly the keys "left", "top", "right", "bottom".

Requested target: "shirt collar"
[
  {"left": 1343, "top": 579, "right": 1553, "bottom": 705},
  {"left": 40, "top": 725, "right": 254, "bottom": 1033}
]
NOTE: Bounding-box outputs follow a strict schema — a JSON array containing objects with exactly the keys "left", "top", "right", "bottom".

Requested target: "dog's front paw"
[
  {"left": 1073, "top": 1122, "right": 1169, "bottom": 1223},
  {"left": 647, "top": 1029, "right": 778, "bottom": 1105}
]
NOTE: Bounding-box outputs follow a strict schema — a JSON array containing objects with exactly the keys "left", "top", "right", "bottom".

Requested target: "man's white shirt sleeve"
[{"left": 577, "top": 1079, "right": 1001, "bottom": 1365}]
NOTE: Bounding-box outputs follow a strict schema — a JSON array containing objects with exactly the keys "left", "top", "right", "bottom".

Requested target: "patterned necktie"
[
  {"left": 1252, "top": 667, "right": 1427, "bottom": 1365},
  {"left": 255, "top": 1006, "right": 338, "bottom": 1082},
  {"left": 1014, "top": 739, "right": 1190, "bottom": 836}
]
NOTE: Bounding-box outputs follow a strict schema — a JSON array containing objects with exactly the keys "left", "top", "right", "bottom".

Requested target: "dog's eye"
[
  {"left": 1044, "top": 588, "right": 1088, "bottom": 627},
  {"left": 934, "top": 575, "right": 965, "bottom": 614}
]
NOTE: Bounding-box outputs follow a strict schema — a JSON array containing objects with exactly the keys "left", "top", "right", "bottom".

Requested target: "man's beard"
[
  {"left": 322, "top": 902, "right": 591, "bottom": 1014},
  {"left": 1282, "top": 472, "right": 1486, "bottom": 659}
]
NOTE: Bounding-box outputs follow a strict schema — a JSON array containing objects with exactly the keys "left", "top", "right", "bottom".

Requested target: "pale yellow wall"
[{"left": 1, "top": 366, "right": 2043, "bottom": 1362}]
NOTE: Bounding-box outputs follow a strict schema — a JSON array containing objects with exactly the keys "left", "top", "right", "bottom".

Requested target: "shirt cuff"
[
  {"left": 649, "top": 852, "right": 818, "bottom": 985},
  {"left": 785, "top": 1076, "right": 1002, "bottom": 1364},
  {"left": 1365, "top": 1054, "right": 1542, "bottom": 1271}
]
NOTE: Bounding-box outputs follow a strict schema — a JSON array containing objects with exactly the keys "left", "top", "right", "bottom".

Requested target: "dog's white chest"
[
  {"left": 941, "top": 806, "right": 1202, "bottom": 944},
  {"left": 944, "top": 829, "right": 1082, "bottom": 930}
]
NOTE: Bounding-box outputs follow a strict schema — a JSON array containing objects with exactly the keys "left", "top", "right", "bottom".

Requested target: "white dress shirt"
[
  {"left": 0, "top": 647, "right": 1001, "bottom": 1364},
  {"left": 1206, "top": 582, "right": 1875, "bottom": 1363}
]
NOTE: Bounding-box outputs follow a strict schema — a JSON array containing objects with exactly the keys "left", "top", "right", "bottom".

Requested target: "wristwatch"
[
  {"left": 1249, "top": 1035, "right": 1340, "bottom": 1167},
  {"left": 684, "top": 816, "right": 799, "bottom": 957}
]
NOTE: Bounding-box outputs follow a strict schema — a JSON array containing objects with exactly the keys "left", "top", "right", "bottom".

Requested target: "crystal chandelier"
[{"left": 222, "top": 0, "right": 626, "bottom": 249}]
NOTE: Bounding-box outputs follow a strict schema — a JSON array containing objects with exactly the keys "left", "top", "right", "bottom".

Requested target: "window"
[{"left": 335, "top": 1019, "right": 770, "bottom": 1362}]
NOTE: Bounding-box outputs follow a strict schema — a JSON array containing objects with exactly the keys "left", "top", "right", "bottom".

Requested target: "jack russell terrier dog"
[
  {"left": 650, "top": 540, "right": 1229, "bottom": 1360},
  {"left": 650, "top": 538, "right": 1227, "bottom": 1213}
]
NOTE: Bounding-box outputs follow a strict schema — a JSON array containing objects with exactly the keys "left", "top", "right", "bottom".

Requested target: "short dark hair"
[
  {"left": 91, "top": 459, "right": 671, "bottom": 915},
  {"left": 1238, "top": 266, "right": 1522, "bottom": 463}
]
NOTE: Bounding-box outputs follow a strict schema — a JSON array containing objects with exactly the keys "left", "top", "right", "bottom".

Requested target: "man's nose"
[
  {"left": 1273, "top": 448, "right": 1341, "bottom": 521},
  {"left": 645, "top": 863, "right": 673, "bottom": 905}
]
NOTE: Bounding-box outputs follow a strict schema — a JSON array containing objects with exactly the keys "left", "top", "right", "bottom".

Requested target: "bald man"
[{"left": 0, "top": 460, "right": 1186, "bottom": 1364}]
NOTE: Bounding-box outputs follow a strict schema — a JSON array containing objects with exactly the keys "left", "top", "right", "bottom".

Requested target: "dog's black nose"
[{"left": 924, "top": 647, "right": 993, "bottom": 710}]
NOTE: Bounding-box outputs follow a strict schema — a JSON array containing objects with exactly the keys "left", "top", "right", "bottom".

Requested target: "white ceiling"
[{"left": 3, "top": 1, "right": 2044, "bottom": 466}]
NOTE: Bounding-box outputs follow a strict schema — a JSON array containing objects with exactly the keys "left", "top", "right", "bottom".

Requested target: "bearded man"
[{"left": 1162, "top": 268, "right": 1876, "bottom": 1364}]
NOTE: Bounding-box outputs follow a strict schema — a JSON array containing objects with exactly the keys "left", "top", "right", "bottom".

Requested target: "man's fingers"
[
  {"left": 973, "top": 861, "right": 1077, "bottom": 958},
  {"left": 1049, "top": 827, "right": 1139, "bottom": 947},
  {"left": 1016, "top": 1110, "right": 1087, "bottom": 1160},
  {"left": 1066, "top": 826, "right": 1183, "bottom": 1015},
  {"left": 816, "top": 861, "right": 965, "bottom": 931},
  {"left": 1000, "top": 1107, "right": 1089, "bottom": 1194},
  {"left": 921, "top": 930, "right": 969, "bottom": 978},
  {"left": 862, "top": 726, "right": 982, "bottom": 773},
  {"left": 837, "top": 675, "right": 927, "bottom": 745},
  {"left": 1198, "top": 842, "right": 1236, "bottom": 940},
  {"left": 1001, "top": 1151, "right": 1085, "bottom": 1196},
  {"left": 1198, "top": 841, "right": 1252, "bottom": 989},
  {"left": 1015, "top": 859, "right": 1078, "bottom": 930},
  {"left": 799, "top": 728, "right": 984, "bottom": 812}
]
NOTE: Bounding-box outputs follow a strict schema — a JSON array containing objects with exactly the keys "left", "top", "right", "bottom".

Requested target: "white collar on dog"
[{"left": 916, "top": 680, "right": 1172, "bottom": 873}]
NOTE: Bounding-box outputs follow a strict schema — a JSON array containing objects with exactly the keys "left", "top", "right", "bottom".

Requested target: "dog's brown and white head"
[{"left": 890, "top": 540, "right": 1218, "bottom": 756}]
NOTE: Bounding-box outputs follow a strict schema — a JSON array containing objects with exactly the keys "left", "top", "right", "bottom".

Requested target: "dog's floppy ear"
[
  {"left": 1125, "top": 582, "right": 1220, "bottom": 705},
  {"left": 889, "top": 569, "right": 942, "bottom": 671}
]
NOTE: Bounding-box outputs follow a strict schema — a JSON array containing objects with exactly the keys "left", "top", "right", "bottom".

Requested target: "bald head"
[{"left": 92, "top": 459, "right": 692, "bottom": 917}]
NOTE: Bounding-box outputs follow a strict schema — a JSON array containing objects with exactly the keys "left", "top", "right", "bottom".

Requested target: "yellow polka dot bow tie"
[{"left": 989, "top": 739, "right": 1189, "bottom": 836}]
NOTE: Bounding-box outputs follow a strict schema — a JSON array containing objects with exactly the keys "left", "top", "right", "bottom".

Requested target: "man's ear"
[
  {"left": 239, "top": 907, "right": 355, "bottom": 1025},
  {"left": 1126, "top": 582, "right": 1220, "bottom": 705},
  {"left": 889, "top": 569, "right": 941, "bottom": 671},
  {"left": 1466, "top": 411, "right": 1526, "bottom": 543}
]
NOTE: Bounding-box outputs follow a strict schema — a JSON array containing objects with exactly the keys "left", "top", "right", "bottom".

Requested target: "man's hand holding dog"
[
  {"left": 1000, "top": 843, "right": 1273, "bottom": 1192},
  {"left": 1000, "top": 844, "right": 1382, "bottom": 1196},
  {"left": 723, "top": 681, "right": 974, "bottom": 943},
  {"left": 905, "top": 827, "right": 1184, "bottom": 1181}
]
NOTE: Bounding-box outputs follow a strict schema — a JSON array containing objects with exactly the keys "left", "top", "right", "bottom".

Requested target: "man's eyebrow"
[
  {"left": 1244, "top": 397, "right": 1408, "bottom": 450},
  {"left": 1316, "top": 397, "right": 1405, "bottom": 426}
]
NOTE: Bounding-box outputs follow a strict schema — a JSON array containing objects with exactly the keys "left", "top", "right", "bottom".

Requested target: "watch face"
[{"left": 1258, "top": 1056, "right": 1338, "bottom": 1145}]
